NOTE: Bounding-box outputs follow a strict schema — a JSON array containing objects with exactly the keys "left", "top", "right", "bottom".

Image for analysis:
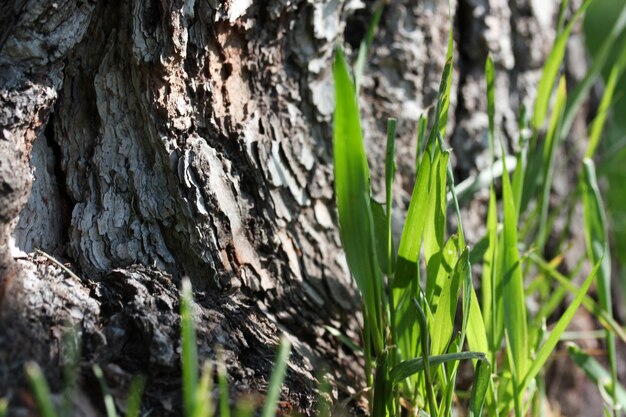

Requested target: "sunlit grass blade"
[
  {"left": 0, "top": 398, "right": 6, "bottom": 417},
  {"left": 25, "top": 362, "right": 59, "bottom": 417},
  {"left": 125, "top": 375, "right": 145, "bottom": 417},
  {"left": 354, "top": 0, "right": 385, "bottom": 91},
  {"left": 483, "top": 185, "right": 500, "bottom": 358},
  {"left": 217, "top": 347, "right": 231, "bottom": 417},
  {"left": 466, "top": 285, "right": 490, "bottom": 362},
  {"left": 518, "top": 258, "right": 601, "bottom": 395},
  {"left": 333, "top": 47, "right": 384, "bottom": 353},
  {"left": 93, "top": 364, "right": 119, "bottom": 417},
  {"left": 260, "top": 337, "right": 291, "bottom": 417},
  {"left": 424, "top": 149, "right": 449, "bottom": 299},
  {"left": 532, "top": 0, "right": 591, "bottom": 130},
  {"left": 395, "top": 147, "right": 432, "bottom": 288},
  {"left": 537, "top": 77, "right": 567, "bottom": 251},
  {"left": 390, "top": 351, "right": 487, "bottom": 384},
  {"left": 469, "top": 360, "right": 492, "bottom": 417},
  {"left": 180, "top": 278, "right": 199, "bottom": 417},
  {"left": 500, "top": 147, "right": 529, "bottom": 380},
  {"left": 582, "top": 158, "right": 618, "bottom": 410},
  {"left": 568, "top": 344, "right": 626, "bottom": 410}
]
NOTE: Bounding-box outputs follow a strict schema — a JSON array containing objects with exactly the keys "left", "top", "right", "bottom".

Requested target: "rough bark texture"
[{"left": 0, "top": 0, "right": 607, "bottom": 416}]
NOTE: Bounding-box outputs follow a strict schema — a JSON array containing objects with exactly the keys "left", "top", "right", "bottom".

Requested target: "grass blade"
[
  {"left": 413, "top": 297, "right": 438, "bottom": 417},
  {"left": 519, "top": 258, "right": 601, "bottom": 393},
  {"left": 485, "top": 55, "right": 496, "bottom": 165},
  {"left": 586, "top": 45, "right": 626, "bottom": 158},
  {"left": 385, "top": 117, "right": 397, "bottom": 275},
  {"left": 125, "top": 376, "right": 145, "bottom": 417},
  {"left": 390, "top": 351, "right": 487, "bottom": 384},
  {"left": 354, "top": 0, "right": 385, "bottom": 91},
  {"left": 193, "top": 361, "right": 214, "bottom": 417},
  {"left": 430, "top": 244, "right": 465, "bottom": 356},
  {"left": 181, "top": 278, "right": 199, "bottom": 417},
  {"left": 25, "top": 362, "right": 59, "bottom": 417},
  {"left": 469, "top": 360, "right": 492, "bottom": 417},
  {"left": 333, "top": 47, "right": 384, "bottom": 354},
  {"left": 500, "top": 150, "right": 529, "bottom": 378},
  {"left": 537, "top": 77, "right": 567, "bottom": 251},
  {"left": 395, "top": 147, "right": 432, "bottom": 288},
  {"left": 217, "top": 348, "right": 231, "bottom": 417},
  {"left": 561, "top": 3, "right": 626, "bottom": 139},
  {"left": 260, "top": 337, "right": 291, "bottom": 417},
  {"left": 0, "top": 398, "right": 6, "bottom": 417},
  {"left": 582, "top": 159, "right": 618, "bottom": 410},
  {"left": 93, "top": 365, "right": 119, "bottom": 417},
  {"left": 532, "top": 0, "right": 591, "bottom": 130}
]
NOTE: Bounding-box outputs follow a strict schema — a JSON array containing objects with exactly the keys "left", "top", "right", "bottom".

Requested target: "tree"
[{"left": 0, "top": 1, "right": 596, "bottom": 416}]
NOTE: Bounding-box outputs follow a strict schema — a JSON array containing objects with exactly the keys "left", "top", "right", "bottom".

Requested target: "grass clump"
[{"left": 331, "top": 1, "right": 623, "bottom": 416}]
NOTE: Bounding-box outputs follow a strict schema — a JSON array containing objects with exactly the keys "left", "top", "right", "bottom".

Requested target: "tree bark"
[{"left": 0, "top": 1, "right": 598, "bottom": 416}]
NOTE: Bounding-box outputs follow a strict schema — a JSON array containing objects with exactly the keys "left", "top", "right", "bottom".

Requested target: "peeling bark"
[{"left": 0, "top": 1, "right": 602, "bottom": 416}]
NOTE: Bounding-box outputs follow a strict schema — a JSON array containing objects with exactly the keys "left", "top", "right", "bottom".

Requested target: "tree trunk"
[{"left": 0, "top": 0, "right": 597, "bottom": 416}]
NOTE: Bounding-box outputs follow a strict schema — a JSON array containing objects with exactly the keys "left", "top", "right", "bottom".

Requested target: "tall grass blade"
[
  {"left": 438, "top": 0, "right": 455, "bottom": 139},
  {"left": 424, "top": 150, "right": 449, "bottom": 301},
  {"left": 561, "top": 4, "right": 626, "bottom": 139},
  {"left": 500, "top": 149, "right": 529, "bottom": 379},
  {"left": 93, "top": 365, "right": 119, "bottom": 417},
  {"left": 395, "top": 147, "right": 432, "bottom": 288},
  {"left": 385, "top": 118, "right": 397, "bottom": 274},
  {"left": 25, "top": 362, "right": 59, "bottom": 417},
  {"left": 260, "top": 337, "right": 291, "bottom": 417},
  {"left": 180, "top": 278, "right": 199, "bottom": 417},
  {"left": 333, "top": 47, "right": 384, "bottom": 353},
  {"left": 0, "top": 398, "right": 6, "bottom": 417},
  {"left": 582, "top": 159, "right": 618, "bottom": 411},
  {"left": 483, "top": 185, "right": 500, "bottom": 357},
  {"left": 532, "top": 0, "right": 591, "bottom": 130},
  {"left": 537, "top": 77, "right": 567, "bottom": 251},
  {"left": 485, "top": 55, "right": 496, "bottom": 165}
]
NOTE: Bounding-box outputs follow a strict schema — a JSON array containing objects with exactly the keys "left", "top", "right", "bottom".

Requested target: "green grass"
[{"left": 331, "top": 1, "right": 624, "bottom": 416}]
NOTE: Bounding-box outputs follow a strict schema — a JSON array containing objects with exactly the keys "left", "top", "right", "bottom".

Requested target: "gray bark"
[{"left": 0, "top": 0, "right": 599, "bottom": 416}]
